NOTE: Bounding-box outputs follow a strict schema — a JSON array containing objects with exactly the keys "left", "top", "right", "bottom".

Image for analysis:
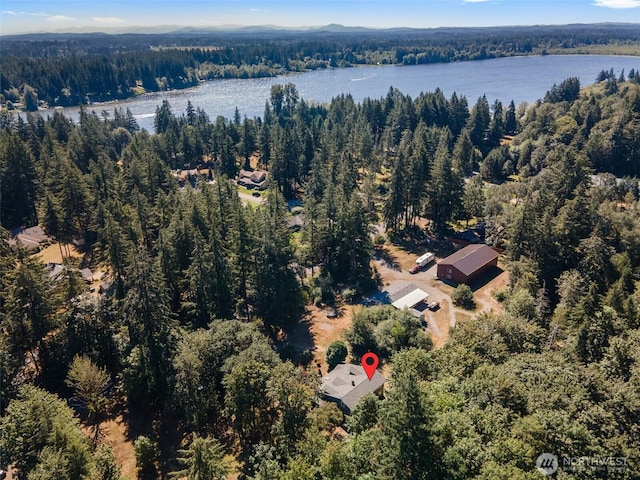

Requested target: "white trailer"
[
  {"left": 415, "top": 252, "right": 435, "bottom": 267},
  {"left": 410, "top": 252, "right": 435, "bottom": 273}
]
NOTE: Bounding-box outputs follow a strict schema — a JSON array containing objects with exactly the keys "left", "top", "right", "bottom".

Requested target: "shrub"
[
  {"left": 134, "top": 436, "right": 158, "bottom": 480},
  {"left": 310, "top": 274, "right": 335, "bottom": 306},
  {"left": 374, "top": 234, "right": 387, "bottom": 246},
  {"left": 345, "top": 305, "right": 432, "bottom": 359},
  {"left": 326, "top": 340, "right": 348, "bottom": 370},
  {"left": 451, "top": 284, "right": 476, "bottom": 310},
  {"left": 493, "top": 288, "right": 507, "bottom": 302},
  {"left": 341, "top": 288, "right": 358, "bottom": 304}
]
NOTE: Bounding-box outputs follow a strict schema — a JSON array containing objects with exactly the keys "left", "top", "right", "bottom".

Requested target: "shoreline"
[
  {"left": 6, "top": 50, "right": 639, "bottom": 113},
  {"left": 7, "top": 53, "right": 639, "bottom": 129}
]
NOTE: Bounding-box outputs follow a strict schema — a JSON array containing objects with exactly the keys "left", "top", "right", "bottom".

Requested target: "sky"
[{"left": 1, "top": 0, "right": 639, "bottom": 35}]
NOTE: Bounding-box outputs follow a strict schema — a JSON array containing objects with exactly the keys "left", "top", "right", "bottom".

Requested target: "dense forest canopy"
[
  {"left": 1, "top": 61, "right": 640, "bottom": 479},
  {"left": 1, "top": 23, "right": 640, "bottom": 108}
]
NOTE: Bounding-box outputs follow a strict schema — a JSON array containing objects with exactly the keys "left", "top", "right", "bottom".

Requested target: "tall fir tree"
[{"left": 122, "top": 248, "right": 176, "bottom": 408}]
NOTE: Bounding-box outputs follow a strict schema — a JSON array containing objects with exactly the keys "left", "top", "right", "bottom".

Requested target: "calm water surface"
[{"left": 42, "top": 55, "right": 640, "bottom": 131}]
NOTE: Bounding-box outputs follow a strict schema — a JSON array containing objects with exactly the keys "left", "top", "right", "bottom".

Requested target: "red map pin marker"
[{"left": 361, "top": 352, "right": 379, "bottom": 381}]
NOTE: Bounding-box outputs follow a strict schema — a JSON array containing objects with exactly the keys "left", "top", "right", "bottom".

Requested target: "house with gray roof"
[
  {"left": 237, "top": 169, "right": 268, "bottom": 190},
  {"left": 321, "top": 363, "right": 385, "bottom": 415},
  {"left": 384, "top": 282, "right": 429, "bottom": 320},
  {"left": 9, "top": 225, "right": 51, "bottom": 252}
]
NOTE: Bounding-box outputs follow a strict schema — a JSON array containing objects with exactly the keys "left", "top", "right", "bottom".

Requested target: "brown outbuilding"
[{"left": 437, "top": 244, "right": 499, "bottom": 284}]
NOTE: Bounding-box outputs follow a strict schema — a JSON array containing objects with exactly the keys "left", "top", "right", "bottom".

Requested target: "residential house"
[
  {"left": 237, "top": 169, "right": 268, "bottom": 190},
  {"left": 321, "top": 363, "right": 385, "bottom": 415},
  {"left": 9, "top": 225, "right": 51, "bottom": 252}
]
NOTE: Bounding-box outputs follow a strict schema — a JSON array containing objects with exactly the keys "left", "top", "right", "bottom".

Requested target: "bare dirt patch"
[
  {"left": 428, "top": 301, "right": 452, "bottom": 349},
  {"left": 94, "top": 416, "right": 138, "bottom": 480},
  {"left": 472, "top": 264, "right": 509, "bottom": 313},
  {"left": 35, "top": 242, "right": 83, "bottom": 264},
  {"left": 284, "top": 305, "right": 354, "bottom": 375}
]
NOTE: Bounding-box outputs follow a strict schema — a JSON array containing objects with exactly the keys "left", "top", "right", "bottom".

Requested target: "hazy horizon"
[{"left": 2, "top": 0, "right": 640, "bottom": 36}]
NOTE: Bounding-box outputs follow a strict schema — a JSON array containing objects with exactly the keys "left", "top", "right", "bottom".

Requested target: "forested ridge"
[
  {"left": 1, "top": 23, "right": 640, "bottom": 108},
  {"left": 1, "top": 67, "right": 640, "bottom": 479}
]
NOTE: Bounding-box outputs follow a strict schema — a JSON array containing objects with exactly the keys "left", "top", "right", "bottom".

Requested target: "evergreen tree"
[
  {"left": 384, "top": 149, "right": 407, "bottom": 232},
  {"left": 0, "top": 386, "right": 93, "bottom": 479},
  {"left": 448, "top": 92, "right": 470, "bottom": 137},
  {"left": 122, "top": 248, "right": 176, "bottom": 408},
  {"left": 98, "top": 206, "right": 131, "bottom": 298},
  {"left": 2, "top": 257, "right": 55, "bottom": 376},
  {"left": 240, "top": 117, "right": 257, "bottom": 170},
  {"left": 88, "top": 445, "right": 122, "bottom": 480},
  {"left": 251, "top": 189, "right": 303, "bottom": 330},
  {"left": 452, "top": 128, "right": 477, "bottom": 176},
  {"left": 0, "top": 132, "right": 38, "bottom": 229},
  {"left": 22, "top": 84, "right": 39, "bottom": 112},
  {"left": 154, "top": 99, "right": 176, "bottom": 134},
  {"left": 467, "top": 95, "right": 491, "bottom": 155},
  {"left": 504, "top": 100, "right": 518, "bottom": 135},
  {"left": 488, "top": 99, "right": 504, "bottom": 148},
  {"left": 380, "top": 368, "right": 441, "bottom": 479},
  {"left": 171, "top": 435, "right": 231, "bottom": 480},
  {"left": 228, "top": 193, "right": 255, "bottom": 320},
  {"left": 425, "top": 134, "right": 464, "bottom": 235}
]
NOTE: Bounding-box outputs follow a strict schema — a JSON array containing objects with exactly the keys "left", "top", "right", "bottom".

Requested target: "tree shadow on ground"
[
  {"left": 373, "top": 246, "right": 401, "bottom": 270},
  {"left": 389, "top": 229, "right": 455, "bottom": 259},
  {"left": 115, "top": 400, "right": 191, "bottom": 479},
  {"left": 275, "top": 314, "right": 316, "bottom": 366}
]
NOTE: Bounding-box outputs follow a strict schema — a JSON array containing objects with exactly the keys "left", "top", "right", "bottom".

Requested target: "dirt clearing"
[
  {"left": 35, "top": 242, "right": 83, "bottom": 264},
  {"left": 85, "top": 416, "right": 137, "bottom": 480},
  {"left": 373, "top": 242, "right": 508, "bottom": 348},
  {"left": 284, "top": 305, "right": 354, "bottom": 375}
]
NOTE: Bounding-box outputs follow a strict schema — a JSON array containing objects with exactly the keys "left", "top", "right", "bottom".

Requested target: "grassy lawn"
[{"left": 236, "top": 184, "right": 259, "bottom": 196}]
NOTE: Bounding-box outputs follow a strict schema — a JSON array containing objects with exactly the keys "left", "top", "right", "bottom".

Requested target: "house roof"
[
  {"left": 321, "top": 364, "right": 385, "bottom": 413},
  {"left": 451, "top": 229, "right": 481, "bottom": 243},
  {"left": 388, "top": 283, "right": 422, "bottom": 303},
  {"left": 287, "top": 214, "right": 304, "bottom": 229},
  {"left": 238, "top": 169, "right": 268, "bottom": 186},
  {"left": 392, "top": 287, "right": 429, "bottom": 310},
  {"left": 80, "top": 268, "right": 94, "bottom": 282},
  {"left": 440, "top": 244, "right": 498, "bottom": 276},
  {"left": 48, "top": 263, "right": 64, "bottom": 280},
  {"left": 9, "top": 225, "right": 51, "bottom": 251}
]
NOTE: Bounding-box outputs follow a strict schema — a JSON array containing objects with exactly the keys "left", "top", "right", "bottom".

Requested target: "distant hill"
[{"left": 3, "top": 22, "right": 639, "bottom": 38}]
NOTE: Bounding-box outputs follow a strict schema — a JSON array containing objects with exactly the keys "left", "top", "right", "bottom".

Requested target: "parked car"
[{"left": 427, "top": 301, "right": 440, "bottom": 311}]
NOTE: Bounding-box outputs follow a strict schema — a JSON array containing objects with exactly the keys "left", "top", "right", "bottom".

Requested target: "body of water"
[{"left": 38, "top": 55, "right": 640, "bottom": 131}]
